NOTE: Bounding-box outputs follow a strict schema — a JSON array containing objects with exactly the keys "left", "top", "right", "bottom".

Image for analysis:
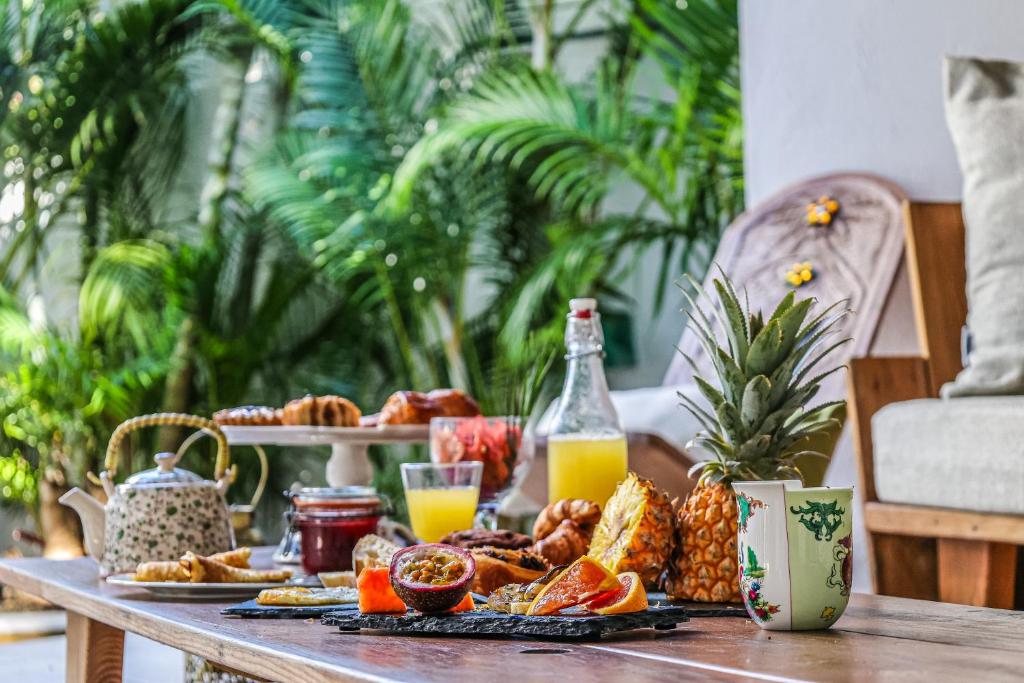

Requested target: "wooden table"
[{"left": 2, "top": 553, "right": 1021, "bottom": 683}]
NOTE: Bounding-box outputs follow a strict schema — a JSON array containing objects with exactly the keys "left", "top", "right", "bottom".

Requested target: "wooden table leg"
[
  {"left": 66, "top": 611, "right": 125, "bottom": 683},
  {"left": 937, "top": 538, "right": 1016, "bottom": 608}
]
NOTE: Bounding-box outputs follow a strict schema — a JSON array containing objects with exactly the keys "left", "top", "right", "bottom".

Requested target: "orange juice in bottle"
[{"left": 546, "top": 298, "right": 628, "bottom": 507}]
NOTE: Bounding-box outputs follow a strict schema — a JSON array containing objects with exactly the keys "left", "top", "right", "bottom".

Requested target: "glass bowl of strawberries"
[{"left": 429, "top": 416, "right": 531, "bottom": 528}]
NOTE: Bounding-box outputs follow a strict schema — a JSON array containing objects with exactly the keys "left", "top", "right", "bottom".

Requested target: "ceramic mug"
[{"left": 731, "top": 481, "right": 853, "bottom": 630}]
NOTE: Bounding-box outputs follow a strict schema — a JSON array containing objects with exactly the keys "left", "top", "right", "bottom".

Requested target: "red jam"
[
  {"left": 296, "top": 512, "right": 380, "bottom": 574},
  {"left": 291, "top": 487, "right": 389, "bottom": 575}
]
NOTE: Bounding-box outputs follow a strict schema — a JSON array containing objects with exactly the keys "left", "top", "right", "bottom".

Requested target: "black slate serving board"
[
  {"left": 321, "top": 604, "right": 689, "bottom": 640},
  {"left": 222, "top": 594, "right": 490, "bottom": 619},
  {"left": 222, "top": 599, "right": 360, "bottom": 619},
  {"left": 646, "top": 592, "right": 748, "bottom": 618}
]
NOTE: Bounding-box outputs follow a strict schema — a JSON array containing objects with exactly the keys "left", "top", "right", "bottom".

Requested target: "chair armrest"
[{"left": 847, "top": 357, "right": 932, "bottom": 503}]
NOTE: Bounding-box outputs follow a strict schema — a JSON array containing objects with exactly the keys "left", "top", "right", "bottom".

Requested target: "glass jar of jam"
[{"left": 291, "top": 487, "right": 390, "bottom": 575}]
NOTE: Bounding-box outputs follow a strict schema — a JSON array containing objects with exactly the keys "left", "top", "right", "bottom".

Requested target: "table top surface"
[{"left": 2, "top": 549, "right": 1021, "bottom": 683}]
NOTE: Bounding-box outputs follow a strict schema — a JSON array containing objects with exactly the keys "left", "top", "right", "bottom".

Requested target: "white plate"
[
  {"left": 220, "top": 424, "right": 429, "bottom": 446},
  {"left": 106, "top": 574, "right": 291, "bottom": 599}
]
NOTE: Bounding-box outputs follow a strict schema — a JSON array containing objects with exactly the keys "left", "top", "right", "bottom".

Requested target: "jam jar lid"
[{"left": 290, "top": 486, "right": 390, "bottom": 517}]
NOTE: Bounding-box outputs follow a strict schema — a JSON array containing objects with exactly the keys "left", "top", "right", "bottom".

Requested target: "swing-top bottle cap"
[{"left": 569, "top": 298, "right": 597, "bottom": 313}]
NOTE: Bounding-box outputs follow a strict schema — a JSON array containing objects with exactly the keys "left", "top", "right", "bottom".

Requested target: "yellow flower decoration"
[
  {"left": 785, "top": 261, "right": 815, "bottom": 287},
  {"left": 806, "top": 195, "right": 840, "bottom": 226}
]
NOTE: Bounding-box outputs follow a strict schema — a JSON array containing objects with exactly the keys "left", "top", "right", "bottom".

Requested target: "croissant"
[
  {"left": 134, "top": 547, "right": 252, "bottom": 582},
  {"left": 532, "top": 499, "right": 602, "bottom": 540},
  {"left": 179, "top": 552, "right": 292, "bottom": 583},
  {"left": 378, "top": 389, "right": 480, "bottom": 425},
  {"left": 530, "top": 519, "right": 591, "bottom": 566},
  {"left": 469, "top": 547, "right": 549, "bottom": 596}
]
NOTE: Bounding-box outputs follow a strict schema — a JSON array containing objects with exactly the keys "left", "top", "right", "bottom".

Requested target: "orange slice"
[
  {"left": 526, "top": 556, "right": 620, "bottom": 616},
  {"left": 584, "top": 571, "right": 648, "bottom": 615}
]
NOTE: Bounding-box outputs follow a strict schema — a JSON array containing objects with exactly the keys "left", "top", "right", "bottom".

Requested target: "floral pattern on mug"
[{"left": 739, "top": 544, "right": 781, "bottom": 623}]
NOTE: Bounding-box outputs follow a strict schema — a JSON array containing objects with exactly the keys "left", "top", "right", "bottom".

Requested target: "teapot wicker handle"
[{"left": 103, "top": 413, "right": 230, "bottom": 481}]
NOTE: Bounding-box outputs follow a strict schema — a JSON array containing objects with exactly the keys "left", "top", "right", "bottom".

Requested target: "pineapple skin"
[
  {"left": 587, "top": 473, "right": 675, "bottom": 589},
  {"left": 666, "top": 482, "right": 740, "bottom": 603}
]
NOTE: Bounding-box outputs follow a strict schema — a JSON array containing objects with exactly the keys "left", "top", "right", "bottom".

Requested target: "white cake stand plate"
[{"left": 220, "top": 425, "right": 430, "bottom": 487}]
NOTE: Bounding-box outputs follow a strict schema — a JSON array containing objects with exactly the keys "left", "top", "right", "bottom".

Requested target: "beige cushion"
[
  {"left": 873, "top": 397, "right": 1024, "bottom": 514},
  {"left": 942, "top": 57, "right": 1024, "bottom": 397}
]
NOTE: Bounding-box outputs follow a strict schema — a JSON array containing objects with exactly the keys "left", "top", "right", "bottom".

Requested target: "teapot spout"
[{"left": 59, "top": 488, "right": 105, "bottom": 561}]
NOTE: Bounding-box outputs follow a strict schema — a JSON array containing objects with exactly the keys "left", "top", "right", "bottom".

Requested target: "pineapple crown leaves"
[{"left": 677, "top": 270, "right": 851, "bottom": 485}]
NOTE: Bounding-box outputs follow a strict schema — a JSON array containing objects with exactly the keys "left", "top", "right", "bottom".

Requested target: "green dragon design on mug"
[{"left": 789, "top": 499, "right": 845, "bottom": 541}]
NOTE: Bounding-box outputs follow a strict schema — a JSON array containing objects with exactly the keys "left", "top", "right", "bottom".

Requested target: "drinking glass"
[
  {"left": 401, "top": 462, "right": 482, "bottom": 543},
  {"left": 430, "top": 416, "right": 532, "bottom": 530}
]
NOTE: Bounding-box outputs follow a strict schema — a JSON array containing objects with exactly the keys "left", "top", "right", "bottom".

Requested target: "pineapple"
[
  {"left": 665, "top": 273, "right": 848, "bottom": 602},
  {"left": 587, "top": 472, "right": 675, "bottom": 589}
]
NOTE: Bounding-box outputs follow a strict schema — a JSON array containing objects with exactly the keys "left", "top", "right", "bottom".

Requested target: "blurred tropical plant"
[
  {"left": 389, "top": 0, "right": 742, "bottom": 348},
  {"left": 0, "top": 0, "right": 743, "bottom": 548}
]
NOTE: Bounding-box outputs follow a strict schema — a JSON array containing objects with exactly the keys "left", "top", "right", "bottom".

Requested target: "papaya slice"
[
  {"left": 357, "top": 567, "right": 407, "bottom": 614},
  {"left": 447, "top": 593, "right": 475, "bottom": 613}
]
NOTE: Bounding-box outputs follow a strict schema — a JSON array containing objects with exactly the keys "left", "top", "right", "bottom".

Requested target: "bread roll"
[{"left": 282, "top": 395, "right": 361, "bottom": 427}]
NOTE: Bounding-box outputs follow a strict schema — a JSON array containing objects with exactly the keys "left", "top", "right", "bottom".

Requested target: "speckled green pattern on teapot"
[
  {"left": 102, "top": 484, "right": 234, "bottom": 575},
  {"left": 733, "top": 481, "right": 853, "bottom": 631}
]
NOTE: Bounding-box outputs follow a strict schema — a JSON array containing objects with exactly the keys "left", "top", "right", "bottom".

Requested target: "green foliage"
[
  {"left": 0, "top": 451, "right": 35, "bottom": 506},
  {"left": 0, "top": 306, "right": 162, "bottom": 492}
]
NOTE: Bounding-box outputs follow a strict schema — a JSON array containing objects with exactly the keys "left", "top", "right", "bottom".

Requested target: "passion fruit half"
[{"left": 389, "top": 543, "right": 476, "bottom": 613}]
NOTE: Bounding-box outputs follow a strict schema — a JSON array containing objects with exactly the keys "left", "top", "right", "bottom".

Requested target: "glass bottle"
[{"left": 546, "top": 298, "right": 628, "bottom": 505}]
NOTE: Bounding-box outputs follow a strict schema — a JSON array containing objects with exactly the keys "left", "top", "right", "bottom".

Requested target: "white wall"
[{"left": 741, "top": 0, "right": 1024, "bottom": 205}]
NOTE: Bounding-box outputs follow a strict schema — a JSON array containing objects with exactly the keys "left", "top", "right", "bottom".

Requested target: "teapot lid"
[{"left": 124, "top": 452, "right": 205, "bottom": 486}]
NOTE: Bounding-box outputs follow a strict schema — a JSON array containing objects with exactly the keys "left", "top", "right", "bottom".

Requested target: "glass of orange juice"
[{"left": 401, "top": 462, "right": 482, "bottom": 543}]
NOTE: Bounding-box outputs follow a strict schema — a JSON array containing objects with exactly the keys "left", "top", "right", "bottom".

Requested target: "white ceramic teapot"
[{"left": 60, "top": 413, "right": 236, "bottom": 576}]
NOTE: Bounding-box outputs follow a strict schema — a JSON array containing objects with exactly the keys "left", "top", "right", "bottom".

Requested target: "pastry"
[
  {"left": 179, "top": 552, "right": 292, "bottom": 583},
  {"left": 469, "top": 547, "right": 548, "bottom": 596},
  {"left": 533, "top": 498, "right": 602, "bottom": 540},
  {"left": 378, "top": 389, "right": 480, "bottom": 425},
  {"left": 318, "top": 571, "right": 357, "bottom": 588},
  {"left": 486, "top": 565, "right": 562, "bottom": 613},
  {"left": 530, "top": 519, "right": 591, "bottom": 566},
  {"left": 281, "top": 395, "right": 361, "bottom": 427},
  {"left": 440, "top": 528, "right": 533, "bottom": 550},
  {"left": 212, "top": 406, "right": 282, "bottom": 426},
  {"left": 352, "top": 534, "right": 400, "bottom": 576},
  {"left": 134, "top": 547, "right": 252, "bottom": 582},
  {"left": 256, "top": 586, "right": 358, "bottom": 606}
]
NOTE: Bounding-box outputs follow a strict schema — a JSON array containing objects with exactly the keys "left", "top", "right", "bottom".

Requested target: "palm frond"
[{"left": 79, "top": 240, "right": 171, "bottom": 350}]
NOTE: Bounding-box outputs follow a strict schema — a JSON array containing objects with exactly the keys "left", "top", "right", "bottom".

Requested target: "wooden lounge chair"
[{"left": 848, "top": 202, "right": 1024, "bottom": 609}]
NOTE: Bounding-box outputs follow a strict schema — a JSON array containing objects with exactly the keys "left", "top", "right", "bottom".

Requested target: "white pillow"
[{"left": 942, "top": 56, "right": 1024, "bottom": 397}]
